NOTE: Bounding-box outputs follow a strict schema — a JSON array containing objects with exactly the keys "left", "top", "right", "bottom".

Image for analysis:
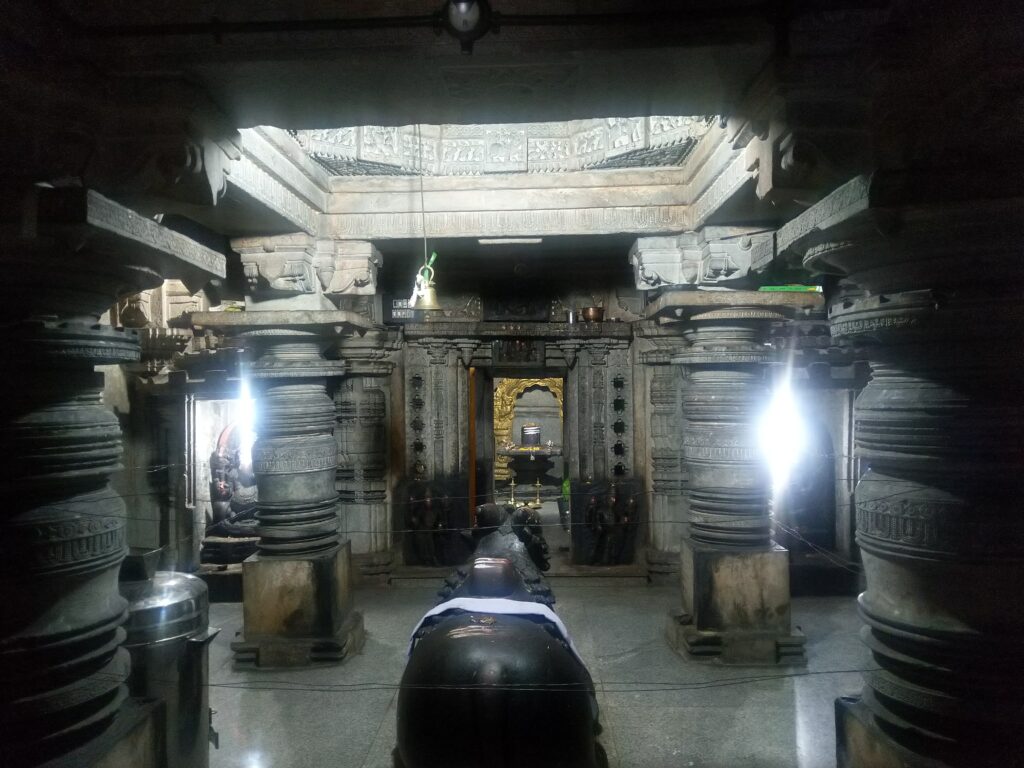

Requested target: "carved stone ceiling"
[{"left": 294, "top": 117, "right": 714, "bottom": 176}]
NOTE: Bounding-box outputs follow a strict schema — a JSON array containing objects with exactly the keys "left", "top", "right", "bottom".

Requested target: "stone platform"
[
  {"left": 232, "top": 543, "right": 365, "bottom": 667},
  {"left": 668, "top": 538, "right": 805, "bottom": 664}
]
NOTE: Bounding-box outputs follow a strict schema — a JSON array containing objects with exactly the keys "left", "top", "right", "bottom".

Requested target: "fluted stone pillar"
[
  {"left": 0, "top": 188, "right": 224, "bottom": 765},
  {"left": 335, "top": 329, "right": 399, "bottom": 579},
  {"left": 187, "top": 311, "right": 371, "bottom": 667},
  {"left": 634, "top": 323, "right": 689, "bottom": 579},
  {"left": 775, "top": 175, "right": 1024, "bottom": 767},
  {"left": 666, "top": 301, "right": 805, "bottom": 664}
]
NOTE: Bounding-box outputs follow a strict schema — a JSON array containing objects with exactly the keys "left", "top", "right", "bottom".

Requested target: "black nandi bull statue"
[{"left": 395, "top": 503, "right": 607, "bottom": 768}]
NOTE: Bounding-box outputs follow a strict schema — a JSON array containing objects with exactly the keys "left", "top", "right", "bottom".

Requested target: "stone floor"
[{"left": 207, "top": 581, "right": 871, "bottom": 768}]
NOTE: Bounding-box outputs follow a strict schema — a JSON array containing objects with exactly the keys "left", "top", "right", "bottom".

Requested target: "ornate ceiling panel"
[{"left": 293, "top": 116, "right": 714, "bottom": 176}]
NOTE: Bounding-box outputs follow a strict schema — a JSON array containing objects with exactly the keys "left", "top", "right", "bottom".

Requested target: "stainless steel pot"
[{"left": 121, "top": 558, "right": 220, "bottom": 768}]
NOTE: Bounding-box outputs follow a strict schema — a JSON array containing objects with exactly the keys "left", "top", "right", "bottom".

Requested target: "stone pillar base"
[
  {"left": 41, "top": 699, "right": 163, "bottom": 768},
  {"left": 835, "top": 696, "right": 949, "bottom": 768},
  {"left": 232, "top": 542, "right": 365, "bottom": 667},
  {"left": 645, "top": 548, "right": 680, "bottom": 584},
  {"left": 352, "top": 551, "right": 395, "bottom": 586},
  {"left": 667, "top": 537, "right": 804, "bottom": 664}
]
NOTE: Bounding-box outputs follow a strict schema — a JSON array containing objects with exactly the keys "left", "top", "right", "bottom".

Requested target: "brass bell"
[
  {"left": 415, "top": 284, "right": 442, "bottom": 311},
  {"left": 410, "top": 262, "right": 442, "bottom": 311}
]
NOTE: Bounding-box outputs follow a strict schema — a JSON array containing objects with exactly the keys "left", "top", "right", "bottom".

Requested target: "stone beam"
[
  {"left": 325, "top": 168, "right": 692, "bottom": 239},
  {"left": 224, "top": 127, "right": 329, "bottom": 235},
  {"left": 645, "top": 289, "right": 823, "bottom": 320},
  {"left": 18, "top": 187, "right": 226, "bottom": 293}
]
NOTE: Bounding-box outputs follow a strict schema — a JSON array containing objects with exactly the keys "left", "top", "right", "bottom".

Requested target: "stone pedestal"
[
  {"left": 233, "top": 542, "right": 364, "bottom": 666},
  {"left": 187, "top": 309, "right": 372, "bottom": 668},
  {"left": 777, "top": 174, "right": 1024, "bottom": 767},
  {"left": 669, "top": 538, "right": 804, "bottom": 663},
  {"left": 0, "top": 188, "right": 224, "bottom": 766}
]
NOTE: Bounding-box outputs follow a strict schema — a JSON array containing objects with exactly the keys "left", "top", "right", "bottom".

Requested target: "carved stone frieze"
[
  {"left": 630, "top": 227, "right": 770, "bottom": 290},
  {"left": 328, "top": 205, "right": 690, "bottom": 240},
  {"left": 232, "top": 235, "right": 383, "bottom": 309},
  {"left": 322, "top": 240, "right": 382, "bottom": 297},
  {"left": 296, "top": 116, "right": 713, "bottom": 176}
]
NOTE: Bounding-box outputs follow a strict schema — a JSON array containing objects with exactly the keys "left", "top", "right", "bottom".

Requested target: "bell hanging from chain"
[
  {"left": 410, "top": 253, "right": 442, "bottom": 311},
  {"left": 415, "top": 283, "right": 441, "bottom": 311}
]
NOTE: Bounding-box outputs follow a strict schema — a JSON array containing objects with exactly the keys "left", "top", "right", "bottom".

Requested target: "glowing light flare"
[
  {"left": 757, "top": 373, "right": 808, "bottom": 498},
  {"left": 237, "top": 376, "right": 257, "bottom": 471}
]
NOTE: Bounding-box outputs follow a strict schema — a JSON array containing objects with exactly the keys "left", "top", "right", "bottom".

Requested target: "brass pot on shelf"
[{"left": 581, "top": 306, "right": 604, "bottom": 322}]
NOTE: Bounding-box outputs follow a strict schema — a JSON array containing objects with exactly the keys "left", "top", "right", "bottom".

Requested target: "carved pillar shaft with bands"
[
  {"left": 665, "top": 300, "right": 804, "bottom": 665},
  {"left": 0, "top": 188, "right": 225, "bottom": 765},
  {"left": 187, "top": 310, "right": 370, "bottom": 667},
  {"left": 834, "top": 292, "right": 1024, "bottom": 765},
  {"left": 334, "top": 329, "right": 398, "bottom": 558},
  {"left": 674, "top": 310, "right": 776, "bottom": 547},
  {"left": 778, "top": 174, "right": 1024, "bottom": 766},
  {"left": 247, "top": 334, "right": 344, "bottom": 556}
]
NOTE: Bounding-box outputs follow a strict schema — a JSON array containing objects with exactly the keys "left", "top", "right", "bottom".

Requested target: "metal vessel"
[{"left": 120, "top": 552, "right": 220, "bottom": 768}]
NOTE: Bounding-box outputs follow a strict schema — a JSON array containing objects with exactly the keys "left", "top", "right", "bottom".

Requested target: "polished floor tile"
[{"left": 207, "top": 582, "right": 870, "bottom": 768}]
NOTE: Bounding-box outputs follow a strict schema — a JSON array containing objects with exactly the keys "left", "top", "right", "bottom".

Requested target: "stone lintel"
[
  {"left": 775, "top": 175, "right": 873, "bottom": 261},
  {"left": 239, "top": 127, "right": 330, "bottom": 213},
  {"left": 776, "top": 173, "right": 1024, "bottom": 289},
  {"left": 402, "top": 321, "right": 633, "bottom": 341},
  {"left": 645, "top": 289, "right": 823, "bottom": 320},
  {"left": 185, "top": 309, "right": 376, "bottom": 336},
  {"left": 327, "top": 204, "right": 690, "bottom": 240},
  {"left": 23, "top": 188, "right": 226, "bottom": 290}
]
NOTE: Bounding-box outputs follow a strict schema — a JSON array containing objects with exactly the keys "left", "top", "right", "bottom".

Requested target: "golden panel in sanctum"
[{"left": 493, "top": 377, "right": 564, "bottom": 482}]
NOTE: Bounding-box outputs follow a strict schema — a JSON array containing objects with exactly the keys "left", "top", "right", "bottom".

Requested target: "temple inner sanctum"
[{"left": 1, "top": 1, "right": 1022, "bottom": 767}]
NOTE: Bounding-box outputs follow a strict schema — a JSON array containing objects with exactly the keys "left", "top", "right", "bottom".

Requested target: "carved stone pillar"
[
  {"left": 335, "top": 330, "right": 399, "bottom": 577},
  {"left": 0, "top": 188, "right": 224, "bottom": 765},
  {"left": 187, "top": 309, "right": 372, "bottom": 667},
  {"left": 421, "top": 338, "right": 463, "bottom": 480},
  {"left": 634, "top": 324, "right": 689, "bottom": 575},
  {"left": 667, "top": 301, "right": 805, "bottom": 664},
  {"left": 778, "top": 174, "right": 1024, "bottom": 767},
  {"left": 556, "top": 341, "right": 583, "bottom": 483}
]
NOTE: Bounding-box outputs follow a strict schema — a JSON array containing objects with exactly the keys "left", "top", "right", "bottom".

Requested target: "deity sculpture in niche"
[
  {"left": 397, "top": 503, "right": 606, "bottom": 768},
  {"left": 399, "top": 479, "right": 473, "bottom": 567},
  {"left": 493, "top": 377, "right": 563, "bottom": 483},
  {"left": 201, "top": 423, "right": 259, "bottom": 564},
  {"left": 573, "top": 481, "right": 638, "bottom": 566}
]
